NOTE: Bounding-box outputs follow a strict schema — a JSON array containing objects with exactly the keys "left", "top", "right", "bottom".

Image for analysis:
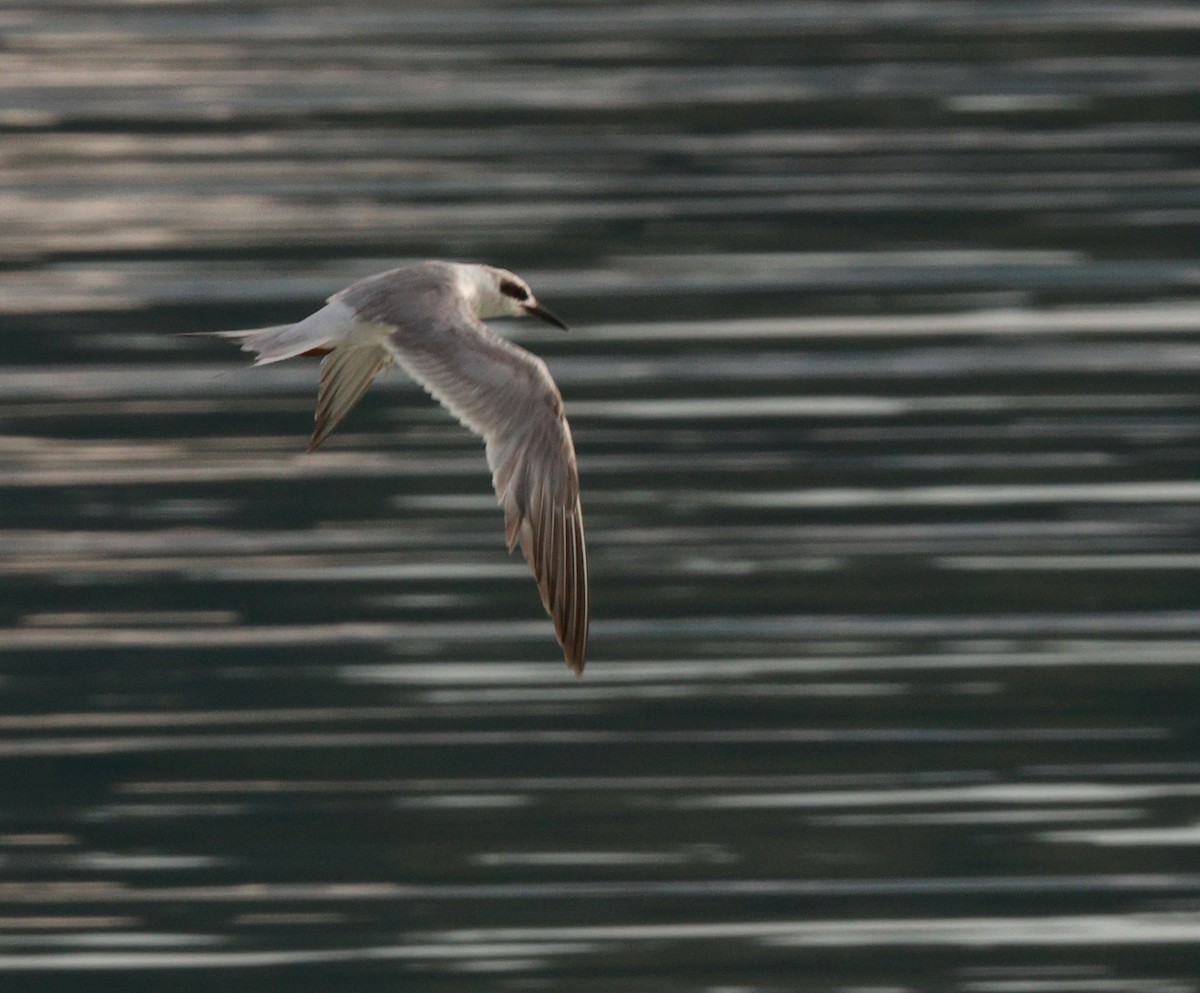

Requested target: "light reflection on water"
[{"left": 3, "top": 1, "right": 1200, "bottom": 990}]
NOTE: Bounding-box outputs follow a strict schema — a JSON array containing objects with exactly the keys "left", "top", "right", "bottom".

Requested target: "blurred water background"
[{"left": 3, "top": 1, "right": 1200, "bottom": 990}]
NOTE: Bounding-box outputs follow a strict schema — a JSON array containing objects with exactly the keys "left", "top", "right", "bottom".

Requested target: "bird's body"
[{"left": 202, "top": 261, "right": 589, "bottom": 674}]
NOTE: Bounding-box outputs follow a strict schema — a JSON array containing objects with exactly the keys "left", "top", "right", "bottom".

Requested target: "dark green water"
[{"left": 3, "top": 2, "right": 1200, "bottom": 990}]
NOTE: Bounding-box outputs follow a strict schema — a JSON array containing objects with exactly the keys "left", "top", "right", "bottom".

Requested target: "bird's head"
[{"left": 465, "top": 264, "right": 569, "bottom": 330}]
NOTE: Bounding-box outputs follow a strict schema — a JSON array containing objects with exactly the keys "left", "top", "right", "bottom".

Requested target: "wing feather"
[
  {"left": 387, "top": 322, "right": 589, "bottom": 674},
  {"left": 310, "top": 344, "right": 395, "bottom": 452}
]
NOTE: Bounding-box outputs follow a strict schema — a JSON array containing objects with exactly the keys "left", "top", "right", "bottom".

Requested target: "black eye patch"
[{"left": 499, "top": 279, "right": 529, "bottom": 302}]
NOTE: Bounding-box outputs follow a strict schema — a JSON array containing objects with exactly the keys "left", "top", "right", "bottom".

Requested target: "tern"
[{"left": 199, "top": 261, "right": 589, "bottom": 674}]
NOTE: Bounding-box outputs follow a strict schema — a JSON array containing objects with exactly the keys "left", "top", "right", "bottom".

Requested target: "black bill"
[{"left": 524, "top": 302, "right": 569, "bottom": 330}]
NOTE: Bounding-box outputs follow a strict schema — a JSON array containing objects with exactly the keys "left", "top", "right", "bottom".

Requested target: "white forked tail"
[{"left": 201, "top": 299, "right": 360, "bottom": 366}]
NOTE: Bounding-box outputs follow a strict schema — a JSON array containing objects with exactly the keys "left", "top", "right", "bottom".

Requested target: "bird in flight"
[{"left": 199, "top": 261, "right": 589, "bottom": 674}]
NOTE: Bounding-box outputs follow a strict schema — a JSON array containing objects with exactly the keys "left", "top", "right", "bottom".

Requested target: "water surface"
[{"left": 3, "top": 2, "right": 1200, "bottom": 990}]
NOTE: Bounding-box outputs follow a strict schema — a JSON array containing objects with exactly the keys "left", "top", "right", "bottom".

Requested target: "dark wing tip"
[
  {"left": 516, "top": 498, "right": 590, "bottom": 676},
  {"left": 307, "top": 408, "right": 337, "bottom": 452},
  {"left": 564, "top": 499, "right": 589, "bottom": 674}
]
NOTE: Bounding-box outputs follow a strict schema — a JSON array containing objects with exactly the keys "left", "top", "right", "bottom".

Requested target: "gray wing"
[
  {"left": 388, "top": 322, "right": 589, "bottom": 674},
  {"left": 310, "top": 343, "right": 396, "bottom": 452}
]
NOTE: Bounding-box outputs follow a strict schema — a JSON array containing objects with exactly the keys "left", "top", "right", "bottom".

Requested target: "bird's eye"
[{"left": 499, "top": 279, "right": 530, "bottom": 302}]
